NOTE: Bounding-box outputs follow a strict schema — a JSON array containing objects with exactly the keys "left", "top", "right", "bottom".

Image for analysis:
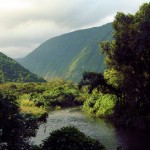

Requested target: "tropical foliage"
[
  {"left": 0, "top": 80, "right": 105, "bottom": 149},
  {"left": 79, "top": 3, "right": 150, "bottom": 128},
  {"left": 1, "top": 2, "right": 150, "bottom": 150},
  {"left": 0, "top": 91, "right": 41, "bottom": 149},
  {"left": 83, "top": 89, "right": 116, "bottom": 117},
  {"left": 41, "top": 126, "right": 105, "bottom": 150},
  {"left": 100, "top": 3, "right": 150, "bottom": 119},
  {"left": 0, "top": 79, "right": 83, "bottom": 117}
]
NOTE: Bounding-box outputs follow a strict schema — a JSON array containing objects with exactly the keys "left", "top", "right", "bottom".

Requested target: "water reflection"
[
  {"left": 115, "top": 128, "right": 150, "bottom": 150},
  {"left": 31, "top": 107, "right": 150, "bottom": 150}
]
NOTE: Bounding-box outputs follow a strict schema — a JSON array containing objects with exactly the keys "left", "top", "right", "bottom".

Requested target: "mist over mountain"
[
  {"left": 0, "top": 52, "right": 46, "bottom": 83},
  {"left": 18, "top": 23, "right": 113, "bottom": 82}
]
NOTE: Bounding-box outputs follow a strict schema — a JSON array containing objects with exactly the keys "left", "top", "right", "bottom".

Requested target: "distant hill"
[
  {"left": 0, "top": 52, "right": 46, "bottom": 83},
  {"left": 18, "top": 23, "right": 113, "bottom": 82}
]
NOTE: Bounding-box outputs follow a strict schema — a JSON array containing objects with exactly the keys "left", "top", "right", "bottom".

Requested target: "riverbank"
[{"left": 31, "top": 107, "right": 150, "bottom": 150}]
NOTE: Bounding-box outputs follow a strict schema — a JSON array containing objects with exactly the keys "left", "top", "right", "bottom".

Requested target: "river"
[{"left": 31, "top": 107, "right": 150, "bottom": 150}]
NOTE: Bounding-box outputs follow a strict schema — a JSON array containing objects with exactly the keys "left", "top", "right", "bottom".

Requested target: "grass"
[{"left": 18, "top": 94, "right": 47, "bottom": 118}]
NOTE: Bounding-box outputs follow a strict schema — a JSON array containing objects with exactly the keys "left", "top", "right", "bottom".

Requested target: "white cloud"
[{"left": 0, "top": 0, "right": 149, "bottom": 58}]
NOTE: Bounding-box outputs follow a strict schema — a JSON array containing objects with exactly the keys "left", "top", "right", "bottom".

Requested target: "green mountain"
[
  {"left": 0, "top": 52, "right": 46, "bottom": 83},
  {"left": 18, "top": 23, "right": 113, "bottom": 82}
]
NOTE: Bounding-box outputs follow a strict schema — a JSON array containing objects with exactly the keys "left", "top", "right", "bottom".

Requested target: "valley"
[
  {"left": 17, "top": 23, "right": 112, "bottom": 82},
  {"left": 0, "top": 2, "right": 150, "bottom": 149}
]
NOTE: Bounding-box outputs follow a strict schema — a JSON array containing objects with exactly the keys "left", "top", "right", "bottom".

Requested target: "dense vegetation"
[
  {"left": 83, "top": 89, "right": 116, "bottom": 118},
  {"left": 78, "top": 72, "right": 117, "bottom": 118},
  {"left": 101, "top": 3, "right": 150, "bottom": 128},
  {"left": 80, "top": 3, "right": 150, "bottom": 128},
  {"left": 1, "top": 2, "right": 150, "bottom": 149},
  {"left": 41, "top": 126, "right": 105, "bottom": 150},
  {"left": 0, "top": 79, "right": 83, "bottom": 118},
  {"left": 0, "top": 80, "right": 105, "bottom": 149},
  {"left": 18, "top": 23, "right": 112, "bottom": 82},
  {"left": 0, "top": 52, "right": 46, "bottom": 83},
  {"left": 0, "top": 91, "right": 43, "bottom": 149}
]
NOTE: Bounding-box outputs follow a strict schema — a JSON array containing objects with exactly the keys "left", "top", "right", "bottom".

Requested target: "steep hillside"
[
  {"left": 18, "top": 23, "right": 113, "bottom": 82},
  {"left": 0, "top": 52, "right": 46, "bottom": 83}
]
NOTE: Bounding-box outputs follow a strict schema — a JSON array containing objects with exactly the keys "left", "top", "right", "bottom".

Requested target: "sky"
[{"left": 0, "top": 0, "right": 149, "bottom": 58}]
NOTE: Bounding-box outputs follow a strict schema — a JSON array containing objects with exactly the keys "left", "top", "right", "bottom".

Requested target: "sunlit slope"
[{"left": 18, "top": 23, "right": 112, "bottom": 82}]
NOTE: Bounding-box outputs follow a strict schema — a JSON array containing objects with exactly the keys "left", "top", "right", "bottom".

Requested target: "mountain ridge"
[
  {"left": 18, "top": 23, "right": 113, "bottom": 82},
  {"left": 0, "top": 52, "right": 46, "bottom": 83}
]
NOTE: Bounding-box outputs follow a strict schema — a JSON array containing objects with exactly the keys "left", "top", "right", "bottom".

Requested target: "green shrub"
[
  {"left": 41, "top": 126, "right": 105, "bottom": 150},
  {"left": 83, "top": 90, "right": 116, "bottom": 117}
]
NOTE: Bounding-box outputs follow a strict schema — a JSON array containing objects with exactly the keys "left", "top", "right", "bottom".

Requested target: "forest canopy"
[
  {"left": 100, "top": 2, "right": 150, "bottom": 121},
  {"left": 79, "top": 2, "right": 150, "bottom": 128}
]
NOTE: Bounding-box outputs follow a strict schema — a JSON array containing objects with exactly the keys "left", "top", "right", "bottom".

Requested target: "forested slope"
[
  {"left": 0, "top": 52, "right": 46, "bottom": 83},
  {"left": 18, "top": 23, "right": 113, "bottom": 82}
]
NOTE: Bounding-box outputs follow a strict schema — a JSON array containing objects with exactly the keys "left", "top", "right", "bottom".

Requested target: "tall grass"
[{"left": 18, "top": 94, "right": 46, "bottom": 117}]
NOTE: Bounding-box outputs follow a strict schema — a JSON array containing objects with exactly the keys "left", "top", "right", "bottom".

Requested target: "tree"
[
  {"left": 41, "top": 126, "right": 105, "bottom": 150},
  {"left": 0, "top": 91, "right": 39, "bottom": 149},
  {"left": 100, "top": 3, "right": 150, "bottom": 117},
  {"left": 79, "top": 71, "right": 119, "bottom": 95}
]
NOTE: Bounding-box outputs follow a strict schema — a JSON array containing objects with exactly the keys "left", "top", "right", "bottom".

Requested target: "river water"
[{"left": 31, "top": 107, "right": 150, "bottom": 150}]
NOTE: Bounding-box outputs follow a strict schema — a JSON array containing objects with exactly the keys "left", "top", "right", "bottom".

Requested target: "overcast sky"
[{"left": 0, "top": 0, "right": 149, "bottom": 58}]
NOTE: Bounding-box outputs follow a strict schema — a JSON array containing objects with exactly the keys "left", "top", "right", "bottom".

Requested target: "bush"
[
  {"left": 83, "top": 90, "right": 116, "bottom": 117},
  {"left": 41, "top": 126, "right": 105, "bottom": 150}
]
